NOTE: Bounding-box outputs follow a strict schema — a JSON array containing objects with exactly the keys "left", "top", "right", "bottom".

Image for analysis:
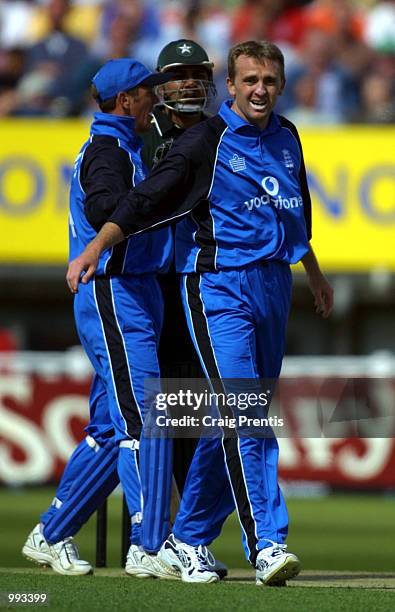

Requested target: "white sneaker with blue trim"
[
  {"left": 256, "top": 542, "right": 301, "bottom": 585},
  {"left": 158, "top": 534, "right": 219, "bottom": 583},
  {"left": 48, "top": 538, "right": 92, "bottom": 576},
  {"left": 125, "top": 544, "right": 180, "bottom": 579},
  {"left": 23, "top": 524, "right": 92, "bottom": 576},
  {"left": 22, "top": 524, "right": 52, "bottom": 566}
]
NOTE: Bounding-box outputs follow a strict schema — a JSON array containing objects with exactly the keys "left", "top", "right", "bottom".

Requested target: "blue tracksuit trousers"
[
  {"left": 174, "top": 260, "right": 292, "bottom": 566},
  {"left": 70, "top": 274, "right": 172, "bottom": 551}
]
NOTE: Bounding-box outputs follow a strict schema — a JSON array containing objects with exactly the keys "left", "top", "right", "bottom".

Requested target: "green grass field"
[
  {"left": 1, "top": 572, "right": 395, "bottom": 612},
  {"left": 1, "top": 488, "right": 394, "bottom": 611}
]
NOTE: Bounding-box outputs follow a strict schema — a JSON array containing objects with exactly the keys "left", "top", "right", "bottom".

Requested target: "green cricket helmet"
[{"left": 155, "top": 39, "right": 217, "bottom": 113}]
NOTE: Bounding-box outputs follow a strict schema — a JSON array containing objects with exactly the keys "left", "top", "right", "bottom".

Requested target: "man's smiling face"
[{"left": 227, "top": 54, "right": 285, "bottom": 130}]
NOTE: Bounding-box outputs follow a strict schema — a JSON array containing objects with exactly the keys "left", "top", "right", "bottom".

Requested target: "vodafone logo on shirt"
[
  {"left": 244, "top": 176, "right": 303, "bottom": 212},
  {"left": 261, "top": 176, "right": 279, "bottom": 196}
]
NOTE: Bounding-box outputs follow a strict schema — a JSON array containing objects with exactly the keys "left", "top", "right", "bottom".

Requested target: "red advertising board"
[
  {"left": 0, "top": 360, "right": 394, "bottom": 488},
  {"left": 0, "top": 371, "right": 89, "bottom": 484},
  {"left": 277, "top": 376, "right": 395, "bottom": 488}
]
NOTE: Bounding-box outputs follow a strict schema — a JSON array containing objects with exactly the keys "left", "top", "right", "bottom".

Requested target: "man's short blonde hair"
[{"left": 228, "top": 40, "right": 285, "bottom": 83}]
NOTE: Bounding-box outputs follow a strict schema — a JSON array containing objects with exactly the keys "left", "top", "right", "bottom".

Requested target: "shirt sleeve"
[
  {"left": 109, "top": 126, "right": 211, "bottom": 237},
  {"left": 279, "top": 117, "right": 312, "bottom": 240},
  {"left": 80, "top": 138, "right": 134, "bottom": 232},
  {"left": 295, "top": 129, "right": 312, "bottom": 241}
]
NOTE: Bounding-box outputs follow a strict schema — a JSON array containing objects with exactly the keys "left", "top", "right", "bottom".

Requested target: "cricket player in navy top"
[
  {"left": 23, "top": 58, "right": 181, "bottom": 579},
  {"left": 67, "top": 41, "right": 333, "bottom": 585}
]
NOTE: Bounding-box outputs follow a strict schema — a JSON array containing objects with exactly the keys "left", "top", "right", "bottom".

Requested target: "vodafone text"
[{"left": 244, "top": 193, "right": 303, "bottom": 212}]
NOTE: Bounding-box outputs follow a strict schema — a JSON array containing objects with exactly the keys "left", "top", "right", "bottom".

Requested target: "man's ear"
[
  {"left": 118, "top": 91, "right": 131, "bottom": 110},
  {"left": 226, "top": 76, "right": 236, "bottom": 97},
  {"left": 278, "top": 77, "right": 286, "bottom": 96}
]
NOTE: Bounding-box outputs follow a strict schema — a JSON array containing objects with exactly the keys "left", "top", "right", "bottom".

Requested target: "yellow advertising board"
[
  {"left": 0, "top": 121, "right": 394, "bottom": 270},
  {"left": 0, "top": 119, "right": 89, "bottom": 265},
  {"left": 302, "top": 127, "right": 395, "bottom": 272}
]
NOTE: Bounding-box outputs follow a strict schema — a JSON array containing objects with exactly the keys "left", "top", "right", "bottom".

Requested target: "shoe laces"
[
  {"left": 182, "top": 543, "right": 211, "bottom": 572},
  {"left": 262, "top": 540, "right": 287, "bottom": 556},
  {"left": 256, "top": 542, "right": 287, "bottom": 569},
  {"left": 197, "top": 546, "right": 215, "bottom": 569},
  {"left": 271, "top": 544, "right": 287, "bottom": 557}
]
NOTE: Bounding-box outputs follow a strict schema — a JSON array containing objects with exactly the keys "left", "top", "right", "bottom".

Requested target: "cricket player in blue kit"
[
  {"left": 67, "top": 41, "right": 333, "bottom": 585},
  {"left": 23, "top": 58, "right": 180, "bottom": 578}
]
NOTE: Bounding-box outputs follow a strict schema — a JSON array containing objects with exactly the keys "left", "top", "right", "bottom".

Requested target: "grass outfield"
[
  {"left": 1, "top": 571, "right": 395, "bottom": 612},
  {"left": 0, "top": 489, "right": 394, "bottom": 610},
  {"left": 1, "top": 488, "right": 394, "bottom": 571}
]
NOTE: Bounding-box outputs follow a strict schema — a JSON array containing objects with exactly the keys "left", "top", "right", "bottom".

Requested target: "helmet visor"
[{"left": 155, "top": 78, "right": 217, "bottom": 113}]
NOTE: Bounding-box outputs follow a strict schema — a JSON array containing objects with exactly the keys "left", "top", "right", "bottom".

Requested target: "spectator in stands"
[
  {"left": 230, "top": 0, "right": 308, "bottom": 48},
  {"left": 281, "top": 29, "right": 359, "bottom": 122},
  {"left": 286, "top": 72, "right": 339, "bottom": 125},
  {"left": 0, "top": 47, "right": 25, "bottom": 116},
  {"left": 27, "top": 0, "right": 103, "bottom": 48},
  {"left": 92, "top": 0, "right": 161, "bottom": 69},
  {"left": 303, "top": 0, "right": 374, "bottom": 84},
  {"left": 353, "top": 71, "right": 395, "bottom": 123},
  {"left": 16, "top": 0, "right": 95, "bottom": 116},
  {"left": 1, "top": 0, "right": 394, "bottom": 122},
  {"left": 303, "top": 0, "right": 366, "bottom": 43}
]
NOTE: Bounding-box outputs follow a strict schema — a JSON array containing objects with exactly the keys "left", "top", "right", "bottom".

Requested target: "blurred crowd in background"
[{"left": 0, "top": 0, "right": 395, "bottom": 123}]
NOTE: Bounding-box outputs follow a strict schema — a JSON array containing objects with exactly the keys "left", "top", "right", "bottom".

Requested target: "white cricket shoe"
[
  {"left": 48, "top": 538, "right": 93, "bottom": 576},
  {"left": 125, "top": 544, "right": 180, "bottom": 580},
  {"left": 255, "top": 542, "right": 301, "bottom": 586},
  {"left": 158, "top": 534, "right": 219, "bottom": 584},
  {"left": 22, "top": 524, "right": 52, "bottom": 566}
]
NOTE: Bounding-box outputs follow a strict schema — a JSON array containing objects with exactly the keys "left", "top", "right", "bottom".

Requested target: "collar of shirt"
[
  {"left": 219, "top": 99, "right": 280, "bottom": 137},
  {"left": 90, "top": 112, "right": 141, "bottom": 149}
]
